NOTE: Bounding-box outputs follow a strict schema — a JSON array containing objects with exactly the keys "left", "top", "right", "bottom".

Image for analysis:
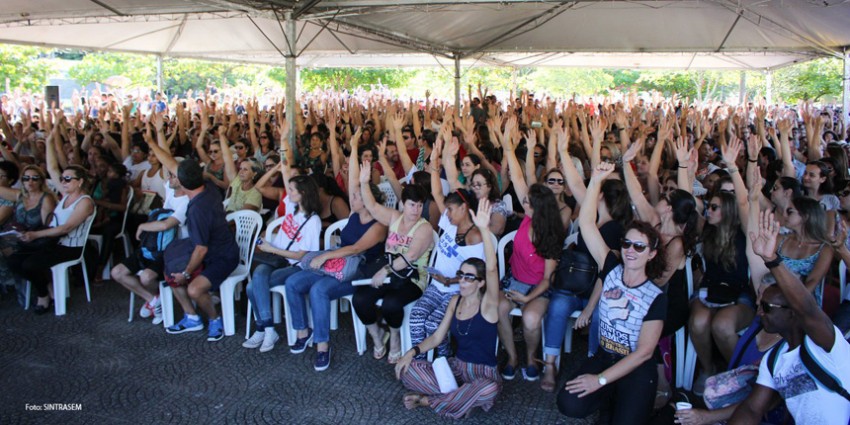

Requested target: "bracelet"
[
  {"left": 727, "top": 167, "right": 739, "bottom": 174},
  {"left": 748, "top": 158, "right": 758, "bottom": 163},
  {"left": 413, "top": 346, "right": 421, "bottom": 356},
  {"left": 763, "top": 256, "right": 783, "bottom": 269},
  {"left": 678, "top": 165, "right": 688, "bottom": 169}
]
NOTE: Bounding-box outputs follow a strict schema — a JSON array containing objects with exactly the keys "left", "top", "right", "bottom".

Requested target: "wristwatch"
[
  {"left": 597, "top": 374, "right": 607, "bottom": 387},
  {"left": 181, "top": 271, "right": 192, "bottom": 281}
]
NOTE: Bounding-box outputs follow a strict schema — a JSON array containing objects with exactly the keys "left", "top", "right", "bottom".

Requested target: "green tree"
[
  {"left": 289, "top": 68, "right": 414, "bottom": 92},
  {"left": 162, "top": 59, "right": 268, "bottom": 95},
  {"left": 68, "top": 52, "right": 155, "bottom": 87},
  {"left": 0, "top": 45, "right": 54, "bottom": 91},
  {"left": 773, "top": 57, "right": 842, "bottom": 102}
]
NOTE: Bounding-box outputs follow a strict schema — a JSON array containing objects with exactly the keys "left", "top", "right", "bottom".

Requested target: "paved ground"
[{"left": 0, "top": 281, "right": 597, "bottom": 424}]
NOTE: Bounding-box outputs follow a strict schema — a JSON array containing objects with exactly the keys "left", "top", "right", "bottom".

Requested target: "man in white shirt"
[{"left": 731, "top": 211, "right": 850, "bottom": 424}]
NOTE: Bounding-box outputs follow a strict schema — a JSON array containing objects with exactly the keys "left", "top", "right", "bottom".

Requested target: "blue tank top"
[
  {"left": 340, "top": 212, "right": 384, "bottom": 261},
  {"left": 451, "top": 301, "right": 498, "bottom": 367}
]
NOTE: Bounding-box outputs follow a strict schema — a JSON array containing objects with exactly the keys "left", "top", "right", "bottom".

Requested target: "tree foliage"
[
  {"left": 0, "top": 45, "right": 54, "bottom": 91},
  {"left": 162, "top": 59, "right": 268, "bottom": 95},
  {"left": 68, "top": 52, "right": 155, "bottom": 87},
  {"left": 773, "top": 57, "right": 842, "bottom": 102}
]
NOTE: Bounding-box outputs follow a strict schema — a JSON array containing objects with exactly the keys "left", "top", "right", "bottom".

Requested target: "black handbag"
[
  {"left": 251, "top": 213, "right": 315, "bottom": 270},
  {"left": 705, "top": 280, "right": 742, "bottom": 306},
  {"left": 550, "top": 248, "right": 598, "bottom": 297}
]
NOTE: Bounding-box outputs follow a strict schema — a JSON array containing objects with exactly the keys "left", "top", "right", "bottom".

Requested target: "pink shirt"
[{"left": 509, "top": 216, "right": 545, "bottom": 285}]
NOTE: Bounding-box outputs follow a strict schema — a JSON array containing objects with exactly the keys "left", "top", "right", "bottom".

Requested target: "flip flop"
[
  {"left": 373, "top": 329, "right": 390, "bottom": 360},
  {"left": 388, "top": 350, "right": 402, "bottom": 365}
]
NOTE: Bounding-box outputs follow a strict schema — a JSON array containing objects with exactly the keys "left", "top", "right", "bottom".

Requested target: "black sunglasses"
[
  {"left": 760, "top": 300, "right": 790, "bottom": 314},
  {"left": 234, "top": 145, "right": 246, "bottom": 150},
  {"left": 21, "top": 176, "right": 42, "bottom": 182},
  {"left": 209, "top": 149, "right": 221, "bottom": 154},
  {"left": 838, "top": 190, "right": 850, "bottom": 197},
  {"left": 61, "top": 176, "right": 81, "bottom": 182},
  {"left": 546, "top": 178, "right": 565, "bottom": 185},
  {"left": 456, "top": 272, "right": 481, "bottom": 282},
  {"left": 708, "top": 203, "right": 720, "bottom": 211},
  {"left": 621, "top": 239, "right": 649, "bottom": 253}
]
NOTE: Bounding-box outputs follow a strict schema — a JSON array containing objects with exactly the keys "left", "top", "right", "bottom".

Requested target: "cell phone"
[
  {"left": 530, "top": 121, "right": 542, "bottom": 129},
  {"left": 426, "top": 266, "right": 443, "bottom": 277}
]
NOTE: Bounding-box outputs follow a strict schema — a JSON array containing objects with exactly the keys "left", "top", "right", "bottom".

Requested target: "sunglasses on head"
[
  {"left": 760, "top": 300, "right": 789, "bottom": 314},
  {"left": 61, "top": 176, "right": 81, "bottom": 182},
  {"left": 708, "top": 203, "right": 720, "bottom": 211},
  {"left": 21, "top": 176, "right": 42, "bottom": 182},
  {"left": 546, "top": 178, "right": 565, "bottom": 185},
  {"left": 456, "top": 272, "right": 481, "bottom": 282},
  {"left": 621, "top": 238, "right": 650, "bottom": 253}
]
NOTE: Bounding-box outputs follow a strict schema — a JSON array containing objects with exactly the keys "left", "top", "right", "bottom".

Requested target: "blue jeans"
[
  {"left": 247, "top": 264, "right": 301, "bottom": 330},
  {"left": 284, "top": 270, "right": 355, "bottom": 344},
  {"left": 542, "top": 289, "right": 600, "bottom": 358}
]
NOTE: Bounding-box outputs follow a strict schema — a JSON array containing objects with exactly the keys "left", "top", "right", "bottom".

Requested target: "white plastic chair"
[
  {"left": 345, "top": 230, "right": 439, "bottom": 356},
  {"left": 270, "top": 218, "right": 346, "bottom": 346},
  {"left": 497, "top": 230, "right": 517, "bottom": 281},
  {"left": 378, "top": 181, "right": 398, "bottom": 210},
  {"left": 682, "top": 244, "right": 703, "bottom": 391},
  {"left": 219, "top": 210, "right": 263, "bottom": 337},
  {"left": 244, "top": 215, "right": 285, "bottom": 339},
  {"left": 502, "top": 194, "right": 513, "bottom": 215},
  {"left": 840, "top": 259, "right": 847, "bottom": 302},
  {"left": 25, "top": 210, "right": 97, "bottom": 316},
  {"left": 90, "top": 187, "right": 134, "bottom": 280}
]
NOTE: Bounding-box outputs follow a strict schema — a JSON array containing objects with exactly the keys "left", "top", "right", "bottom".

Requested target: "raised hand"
[
  {"left": 349, "top": 127, "right": 363, "bottom": 150},
  {"left": 721, "top": 135, "right": 742, "bottom": 167},
  {"left": 749, "top": 210, "right": 780, "bottom": 260},
  {"left": 359, "top": 162, "right": 371, "bottom": 184},
  {"left": 470, "top": 199, "right": 492, "bottom": 230},
  {"left": 622, "top": 138, "right": 644, "bottom": 163},
  {"left": 590, "top": 161, "right": 615, "bottom": 183},
  {"left": 674, "top": 136, "right": 690, "bottom": 165}
]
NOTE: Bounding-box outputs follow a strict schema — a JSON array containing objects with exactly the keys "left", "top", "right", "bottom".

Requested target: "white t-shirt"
[
  {"left": 270, "top": 195, "right": 321, "bottom": 265},
  {"left": 163, "top": 183, "right": 189, "bottom": 240},
  {"left": 432, "top": 212, "right": 485, "bottom": 293},
  {"left": 123, "top": 158, "right": 151, "bottom": 181},
  {"left": 756, "top": 326, "right": 850, "bottom": 425}
]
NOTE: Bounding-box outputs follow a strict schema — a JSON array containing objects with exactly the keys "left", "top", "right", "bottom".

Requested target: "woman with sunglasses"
[
  {"left": 218, "top": 133, "right": 262, "bottom": 213},
  {"left": 403, "top": 141, "right": 485, "bottom": 361},
  {"left": 558, "top": 162, "right": 668, "bottom": 424},
  {"left": 499, "top": 120, "right": 566, "bottom": 382},
  {"left": 395, "top": 200, "right": 501, "bottom": 419},
  {"left": 9, "top": 124, "right": 95, "bottom": 314},
  {"left": 0, "top": 165, "right": 56, "bottom": 288},
  {"left": 689, "top": 138, "right": 753, "bottom": 395},
  {"left": 195, "top": 110, "right": 229, "bottom": 192}
]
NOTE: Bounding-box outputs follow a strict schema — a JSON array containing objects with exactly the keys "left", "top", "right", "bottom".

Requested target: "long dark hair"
[
  {"left": 703, "top": 192, "right": 740, "bottom": 271},
  {"left": 626, "top": 220, "right": 667, "bottom": 282},
  {"left": 667, "top": 189, "right": 699, "bottom": 256},
  {"left": 471, "top": 168, "right": 500, "bottom": 201},
  {"left": 602, "top": 178, "right": 633, "bottom": 225},
  {"left": 528, "top": 183, "right": 565, "bottom": 259},
  {"left": 461, "top": 257, "right": 487, "bottom": 294},
  {"left": 291, "top": 175, "right": 321, "bottom": 216}
]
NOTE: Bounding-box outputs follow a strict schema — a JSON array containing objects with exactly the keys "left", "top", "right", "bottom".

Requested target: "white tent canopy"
[{"left": 1, "top": 0, "right": 848, "bottom": 70}]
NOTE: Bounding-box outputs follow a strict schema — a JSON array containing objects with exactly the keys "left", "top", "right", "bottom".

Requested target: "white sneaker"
[
  {"left": 259, "top": 328, "right": 279, "bottom": 353},
  {"left": 152, "top": 302, "right": 163, "bottom": 325},
  {"left": 243, "top": 331, "right": 265, "bottom": 349},
  {"left": 139, "top": 296, "right": 160, "bottom": 319}
]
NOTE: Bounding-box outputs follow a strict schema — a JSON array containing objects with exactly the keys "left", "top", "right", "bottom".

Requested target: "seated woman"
[
  {"left": 195, "top": 111, "right": 229, "bottom": 192},
  {"left": 279, "top": 142, "right": 388, "bottom": 371},
  {"left": 557, "top": 162, "right": 668, "bottom": 423},
  {"left": 245, "top": 144, "right": 322, "bottom": 353},
  {"left": 91, "top": 161, "right": 130, "bottom": 281},
  {"left": 9, "top": 125, "right": 95, "bottom": 314},
  {"left": 0, "top": 161, "right": 20, "bottom": 226},
  {"left": 352, "top": 162, "right": 434, "bottom": 365},
  {"left": 0, "top": 165, "right": 56, "bottom": 287},
  {"left": 132, "top": 149, "right": 167, "bottom": 213},
  {"left": 219, "top": 133, "right": 262, "bottom": 213},
  {"left": 406, "top": 141, "right": 484, "bottom": 360},
  {"left": 312, "top": 173, "right": 350, "bottom": 232},
  {"left": 395, "top": 200, "right": 501, "bottom": 420},
  {"left": 499, "top": 123, "right": 566, "bottom": 382},
  {"left": 775, "top": 196, "right": 833, "bottom": 306}
]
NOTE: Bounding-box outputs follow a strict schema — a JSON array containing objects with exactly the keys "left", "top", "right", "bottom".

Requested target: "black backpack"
[
  {"left": 139, "top": 208, "right": 177, "bottom": 262},
  {"left": 766, "top": 338, "right": 850, "bottom": 403}
]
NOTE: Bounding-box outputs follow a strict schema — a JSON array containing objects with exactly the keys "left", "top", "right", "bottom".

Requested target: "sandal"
[
  {"left": 540, "top": 362, "right": 556, "bottom": 392},
  {"left": 388, "top": 350, "right": 403, "bottom": 365},
  {"left": 373, "top": 329, "right": 390, "bottom": 360}
]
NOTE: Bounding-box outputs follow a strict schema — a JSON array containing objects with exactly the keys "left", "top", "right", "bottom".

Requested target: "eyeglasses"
[
  {"left": 470, "top": 182, "right": 487, "bottom": 189},
  {"left": 760, "top": 300, "right": 790, "bottom": 314},
  {"left": 234, "top": 145, "right": 246, "bottom": 150},
  {"left": 403, "top": 135, "right": 411, "bottom": 140},
  {"left": 61, "top": 176, "right": 81, "bottom": 182},
  {"left": 533, "top": 152, "right": 542, "bottom": 157},
  {"left": 601, "top": 156, "right": 613, "bottom": 163},
  {"left": 546, "top": 178, "right": 565, "bottom": 185},
  {"left": 264, "top": 163, "right": 275, "bottom": 169},
  {"left": 210, "top": 149, "right": 221, "bottom": 154},
  {"left": 21, "top": 176, "right": 41, "bottom": 182},
  {"left": 260, "top": 135, "right": 269, "bottom": 139},
  {"left": 838, "top": 190, "right": 850, "bottom": 197},
  {"left": 621, "top": 239, "right": 649, "bottom": 253},
  {"left": 720, "top": 189, "right": 735, "bottom": 194},
  {"left": 708, "top": 203, "right": 720, "bottom": 211},
  {"left": 456, "top": 272, "right": 481, "bottom": 282}
]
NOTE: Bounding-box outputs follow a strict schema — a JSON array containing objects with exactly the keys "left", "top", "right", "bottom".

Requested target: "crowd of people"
[{"left": 1, "top": 84, "right": 849, "bottom": 423}]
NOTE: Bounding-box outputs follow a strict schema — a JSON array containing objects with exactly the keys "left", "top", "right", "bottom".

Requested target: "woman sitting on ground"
[
  {"left": 352, "top": 162, "right": 434, "bottom": 364},
  {"left": 395, "top": 200, "right": 501, "bottom": 420},
  {"left": 406, "top": 140, "right": 484, "bottom": 361},
  {"left": 557, "top": 162, "right": 668, "bottom": 423},
  {"left": 277, "top": 137, "right": 388, "bottom": 371},
  {"left": 9, "top": 125, "right": 95, "bottom": 314},
  {"left": 245, "top": 144, "right": 322, "bottom": 353},
  {"left": 219, "top": 133, "right": 262, "bottom": 213}
]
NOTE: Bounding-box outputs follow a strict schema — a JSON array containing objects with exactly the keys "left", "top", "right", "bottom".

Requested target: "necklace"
[
  {"left": 454, "top": 297, "right": 478, "bottom": 336},
  {"left": 455, "top": 223, "right": 473, "bottom": 246}
]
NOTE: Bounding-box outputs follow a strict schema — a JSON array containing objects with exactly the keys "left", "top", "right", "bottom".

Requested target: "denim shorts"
[{"left": 502, "top": 276, "right": 549, "bottom": 306}]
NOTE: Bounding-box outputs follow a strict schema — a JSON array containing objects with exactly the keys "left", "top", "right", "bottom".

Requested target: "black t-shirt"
[{"left": 576, "top": 220, "right": 625, "bottom": 268}]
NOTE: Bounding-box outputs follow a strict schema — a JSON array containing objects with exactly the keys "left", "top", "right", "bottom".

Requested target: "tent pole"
[
  {"left": 765, "top": 70, "right": 773, "bottom": 106},
  {"left": 156, "top": 55, "right": 163, "bottom": 94},
  {"left": 285, "top": 12, "right": 298, "bottom": 153},
  {"left": 738, "top": 71, "right": 746, "bottom": 105},
  {"left": 454, "top": 54, "right": 461, "bottom": 116},
  {"left": 844, "top": 48, "right": 850, "bottom": 131}
]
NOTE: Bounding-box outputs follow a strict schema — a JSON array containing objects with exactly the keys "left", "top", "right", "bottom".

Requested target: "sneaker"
[
  {"left": 523, "top": 365, "right": 540, "bottom": 381},
  {"left": 290, "top": 328, "right": 313, "bottom": 354},
  {"left": 140, "top": 296, "right": 160, "bottom": 319},
  {"left": 207, "top": 318, "right": 224, "bottom": 342},
  {"left": 152, "top": 302, "right": 163, "bottom": 326},
  {"left": 243, "top": 331, "right": 265, "bottom": 349},
  {"left": 501, "top": 364, "right": 516, "bottom": 380},
  {"left": 259, "top": 328, "right": 279, "bottom": 353},
  {"left": 166, "top": 315, "right": 204, "bottom": 334},
  {"left": 314, "top": 348, "right": 331, "bottom": 371}
]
